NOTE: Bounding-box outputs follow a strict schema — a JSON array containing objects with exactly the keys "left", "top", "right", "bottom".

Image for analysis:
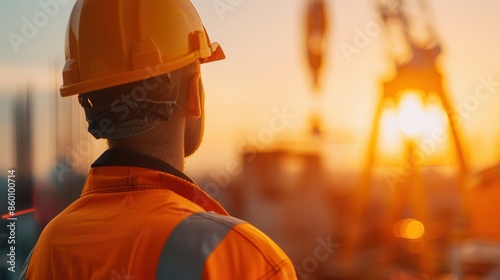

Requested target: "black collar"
[{"left": 91, "top": 148, "right": 194, "bottom": 184}]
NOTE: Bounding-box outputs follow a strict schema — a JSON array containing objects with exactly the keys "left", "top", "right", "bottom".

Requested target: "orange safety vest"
[{"left": 20, "top": 149, "right": 297, "bottom": 279}]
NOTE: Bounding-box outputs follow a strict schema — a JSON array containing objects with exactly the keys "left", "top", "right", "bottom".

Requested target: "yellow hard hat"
[{"left": 60, "top": 0, "right": 225, "bottom": 97}]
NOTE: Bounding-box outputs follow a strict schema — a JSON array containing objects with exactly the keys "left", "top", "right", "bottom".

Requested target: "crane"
[{"left": 341, "top": 0, "right": 470, "bottom": 277}]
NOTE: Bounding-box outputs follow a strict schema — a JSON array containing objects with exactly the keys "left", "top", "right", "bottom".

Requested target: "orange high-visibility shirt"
[{"left": 20, "top": 149, "right": 297, "bottom": 279}]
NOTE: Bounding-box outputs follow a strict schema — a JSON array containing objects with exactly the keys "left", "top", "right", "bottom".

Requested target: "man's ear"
[{"left": 186, "top": 72, "right": 202, "bottom": 118}]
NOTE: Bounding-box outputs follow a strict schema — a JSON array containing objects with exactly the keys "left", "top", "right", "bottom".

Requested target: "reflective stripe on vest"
[{"left": 156, "top": 212, "right": 244, "bottom": 279}]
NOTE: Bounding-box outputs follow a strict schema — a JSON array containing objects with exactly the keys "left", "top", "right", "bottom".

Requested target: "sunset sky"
[{"left": 1, "top": 0, "right": 499, "bottom": 178}]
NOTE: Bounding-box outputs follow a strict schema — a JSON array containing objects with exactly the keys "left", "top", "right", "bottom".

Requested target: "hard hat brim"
[
  {"left": 60, "top": 42, "right": 225, "bottom": 97},
  {"left": 202, "top": 43, "right": 226, "bottom": 63}
]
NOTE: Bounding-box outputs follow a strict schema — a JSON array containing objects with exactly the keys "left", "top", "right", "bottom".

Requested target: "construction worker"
[{"left": 19, "top": 0, "right": 297, "bottom": 279}]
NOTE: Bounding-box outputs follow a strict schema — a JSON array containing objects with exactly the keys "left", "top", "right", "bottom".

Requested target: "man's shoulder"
[
  {"left": 220, "top": 214, "right": 294, "bottom": 272},
  {"left": 170, "top": 211, "right": 283, "bottom": 254},
  {"left": 158, "top": 211, "right": 296, "bottom": 279}
]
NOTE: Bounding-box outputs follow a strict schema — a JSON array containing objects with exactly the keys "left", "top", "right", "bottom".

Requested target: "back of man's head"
[
  {"left": 79, "top": 62, "right": 198, "bottom": 140},
  {"left": 59, "top": 0, "right": 225, "bottom": 145}
]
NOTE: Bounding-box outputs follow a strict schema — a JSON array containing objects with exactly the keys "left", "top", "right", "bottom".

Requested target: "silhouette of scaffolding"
[{"left": 13, "top": 85, "right": 34, "bottom": 210}]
